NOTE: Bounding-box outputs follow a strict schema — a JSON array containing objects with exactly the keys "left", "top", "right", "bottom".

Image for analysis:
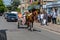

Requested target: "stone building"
[{"left": 18, "top": 0, "right": 29, "bottom": 14}]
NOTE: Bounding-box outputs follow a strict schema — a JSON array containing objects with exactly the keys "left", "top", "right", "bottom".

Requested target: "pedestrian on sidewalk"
[
  {"left": 40, "top": 12, "right": 44, "bottom": 25},
  {"left": 47, "top": 12, "right": 52, "bottom": 23},
  {"left": 51, "top": 8, "right": 58, "bottom": 24},
  {"left": 43, "top": 10, "right": 48, "bottom": 26},
  {"left": 37, "top": 12, "right": 40, "bottom": 23}
]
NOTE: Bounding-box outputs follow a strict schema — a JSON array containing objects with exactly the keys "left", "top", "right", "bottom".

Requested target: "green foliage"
[
  {"left": 0, "top": 0, "right": 5, "bottom": 13},
  {"left": 16, "top": 8, "right": 21, "bottom": 12},
  {"left": 4, "top": 7, "right": 9, "bottom": 12},
  {"left": 12, "top": 0, "right": 20, "bottom": 7},
  {"left": 7, "top": 0, "right": 21, "bottom": 11},
  {"left": 4, "top": 0, "right": 21, "bottom": 12},
  {"left": 0, "top": 0, "right": 4, "bottom": 6}
]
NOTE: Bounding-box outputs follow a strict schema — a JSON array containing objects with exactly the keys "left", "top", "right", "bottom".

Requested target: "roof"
[{"left": 11, "top": 11, "right": 18, "bottom": 14}]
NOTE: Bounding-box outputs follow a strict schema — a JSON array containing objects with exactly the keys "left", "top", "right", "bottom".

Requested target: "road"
[
  {"left": 0, "top": 16, "right": 60, "bottom": 40},
  {"left": 0, "top": 16, "right": 17, "bottom": 30}
]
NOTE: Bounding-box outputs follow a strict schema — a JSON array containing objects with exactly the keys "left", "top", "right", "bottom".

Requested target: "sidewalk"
[{"left": 34, "top": 22, "right": 60, "bottom": 33}]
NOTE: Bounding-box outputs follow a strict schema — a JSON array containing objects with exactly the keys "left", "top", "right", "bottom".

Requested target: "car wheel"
[
  {"left": 15, "top": 20, "right": 18, "bottom": 22},
  {"left": 5, "top": 18, "right": 6, "bottom": 19},
  {"left": 7, "top": 19, "right": 9, "bottom": 22}
]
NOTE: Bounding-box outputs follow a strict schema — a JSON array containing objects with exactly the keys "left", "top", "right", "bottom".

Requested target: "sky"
[{"left": 3, "top": 0, "right": 12, "bottom": 6}]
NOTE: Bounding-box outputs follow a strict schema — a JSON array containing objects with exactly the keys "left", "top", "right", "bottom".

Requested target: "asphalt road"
[
  {"left": 0, "top": 16, "right": 60, "bottom": 40},
  {"left": 0, "top": 16, "right": 17, "bottom": 30}
]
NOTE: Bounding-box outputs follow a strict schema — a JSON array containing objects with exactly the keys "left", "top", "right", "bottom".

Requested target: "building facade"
[
  {"left": 18, "top": 0, "right": 57, "bottom": 14},
  {"left": 19, "top": 0, "right": 29, "bottom": 14}
]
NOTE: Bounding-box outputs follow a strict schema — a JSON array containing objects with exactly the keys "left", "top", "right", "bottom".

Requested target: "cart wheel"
[{"left": 18, "top": 22, "right": 20, "bottom": 29}]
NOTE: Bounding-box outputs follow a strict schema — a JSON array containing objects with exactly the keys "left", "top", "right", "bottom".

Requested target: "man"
[
  {"left": 40, "top": 12, "right": 44, "bottom": 25},
  {"left": 18, "top": 13, "right": 23, "bottom": 28},
  {"left": 51, "top": 9, "right": 57, "bottom": 24},
  {"left": 18, "top": 13, "right": 22, "bottom": 19}
]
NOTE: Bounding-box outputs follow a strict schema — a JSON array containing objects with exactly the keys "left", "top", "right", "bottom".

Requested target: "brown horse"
[
  {"left": 26, "top": 13, "right": 34, "bottom": 31},
  {"left": 26, "top": 11, "right": 38, "bottom": 30}
]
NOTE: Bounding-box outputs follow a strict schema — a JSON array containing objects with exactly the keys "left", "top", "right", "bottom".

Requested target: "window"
[{"left": 34, "top": 0, "right": 37, "bottom": 1}]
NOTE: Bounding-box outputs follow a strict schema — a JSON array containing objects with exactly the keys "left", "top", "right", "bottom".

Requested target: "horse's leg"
[
  {"left": 31, "top": 22, "right": 34, "bottom": 31},
  {"left": 27, "top": 22, "right": 30, "bottom": 29},
  {"left": 29, "top": 22, "right": 33, "bottom": 31}
]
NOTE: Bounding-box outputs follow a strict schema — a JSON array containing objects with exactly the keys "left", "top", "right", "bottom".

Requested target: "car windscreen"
[{"left": 7, "top": 14, "right": 17, "bottom": 16}]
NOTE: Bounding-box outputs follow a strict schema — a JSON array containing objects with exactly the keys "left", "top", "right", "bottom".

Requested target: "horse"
[{"left": 26, "top": 13, "right": 34, "bottom": 31}]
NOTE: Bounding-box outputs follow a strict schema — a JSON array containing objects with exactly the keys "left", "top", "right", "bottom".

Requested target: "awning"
[
  {"left": 43, "top": 5, "right": 47, "bottom": 9},
  {"left": 46, "top": 1, "right": 60, "bottom": 8},
  {"left": 34, "top": 5, "right": 40, "bottom": 9},
  {"left": 27, "top": 5, "right": 40, "bottom": 10}
]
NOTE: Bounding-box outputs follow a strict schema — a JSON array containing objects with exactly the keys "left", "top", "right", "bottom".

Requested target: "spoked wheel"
[
  {"left": 18, "top": 22, "right": 20, "bottom": 28},
  {"left": 17, "top": 20, "right": 22, "bottom": 29}
]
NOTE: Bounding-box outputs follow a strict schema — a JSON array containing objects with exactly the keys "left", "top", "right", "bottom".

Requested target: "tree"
[
  {"left": 12, "top": 0, "right": 20, "bottom": 7},
  {"left": 16, "top": 8, "right": 21, "bottom": 12},
  {"left": 6, "top": 0, "right": 21, "bottom": 11},
  {"left": 0, "top": 0, "right": 5, "bottom": 13},
  {"left": 11, "top": 0, "right": 21, "bottom": 11}
]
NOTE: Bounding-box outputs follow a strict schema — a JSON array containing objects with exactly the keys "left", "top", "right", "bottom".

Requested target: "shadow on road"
[
  {"left": 18, "top": 27, "right": 41, "bottom": 32},
  {"left": 33, "top": 29, "right": 41, "bottom": 32},
  {"left": 18, "top": 27, "right": 28, "bottom": 29}
]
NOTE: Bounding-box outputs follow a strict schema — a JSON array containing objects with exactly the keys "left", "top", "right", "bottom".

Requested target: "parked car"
[
  {"left": 6, "top": 13, "right": 18, "bottom": 22},
  {"left": 4, "top": 12, "right": 9, "bottom": 19},
  {"left": 0, "top": 13, "right": 3, "bottom": 16},
  {"left": 11, "top": 11, "right": 18, "bottom": 14}
]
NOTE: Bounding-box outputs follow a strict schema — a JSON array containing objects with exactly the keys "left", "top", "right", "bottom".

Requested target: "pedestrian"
[
  {"left": 37, "top": 13, "right": 40, "bottom": 23},
  {"left": 43, "top": 10, "right": 48, "bottom": 26},
  {"left": 40, "top": 12, "right": 44, "bottom": 25},
  {"left": 51, "top": 8, "right": 57, "bottom": 24},
  {"left": 47, "top": 12, "right": 52, "bottom": 23}
]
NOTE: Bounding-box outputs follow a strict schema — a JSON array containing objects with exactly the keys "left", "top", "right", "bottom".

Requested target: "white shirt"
[
  {"left": 43, "top": 19, "right": 46, "bottom": 24},
  {"left": 38, "top": 14, "right": 40, "bottom": 20},
  {"left": 40, "top": 14, "right": 44, "bottom": 19},
  {"left": 52, "top": 12, "right": 57, "bottom": 18}
]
